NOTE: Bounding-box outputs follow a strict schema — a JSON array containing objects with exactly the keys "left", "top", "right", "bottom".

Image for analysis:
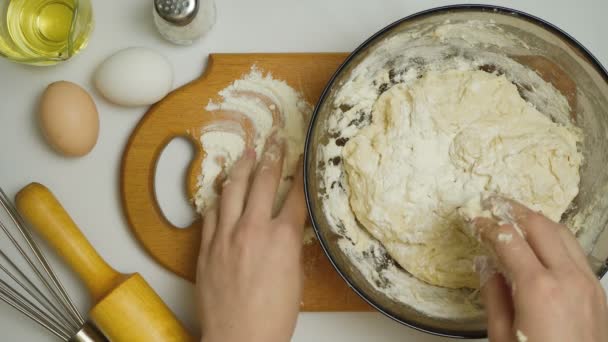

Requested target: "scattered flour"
[
  {"left": 516, "top": 329, "right": 529, "bottom": 342},
  {"left": 497, "top": 233, "right": 514, "bottom": 244},
  {"left": 473, "top": 256, "right": 496, "bottom": 288},
  {"left": 194, "top": 67, "right": 311, "bottom": 217}
]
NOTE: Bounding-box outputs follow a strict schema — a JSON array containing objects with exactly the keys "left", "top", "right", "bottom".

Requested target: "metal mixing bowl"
[{"left": 304, "top": 5, "right": 608, "bottom": 339}]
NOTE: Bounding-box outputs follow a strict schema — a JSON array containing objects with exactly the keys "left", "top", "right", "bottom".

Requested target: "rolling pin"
[{"left": 15, "top": 183, "right": 195, "bottom": 342}]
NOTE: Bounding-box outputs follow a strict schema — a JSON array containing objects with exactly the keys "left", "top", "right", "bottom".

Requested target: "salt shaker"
[{"left": 153, "top": 0, "right": 216, "bottom": 45}]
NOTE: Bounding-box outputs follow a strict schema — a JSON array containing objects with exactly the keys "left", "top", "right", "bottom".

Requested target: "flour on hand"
[{"left": 194, "top": 67, "right": 311, "bottom": 217}]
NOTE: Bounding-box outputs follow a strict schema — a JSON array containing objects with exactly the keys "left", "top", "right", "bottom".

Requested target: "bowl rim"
[{"left": 304, "top": 3, "right": 608, "bottom": 339}]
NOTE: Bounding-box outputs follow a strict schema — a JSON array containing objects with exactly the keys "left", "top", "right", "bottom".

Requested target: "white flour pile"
[
  {"left": 318, "top": 20, "right": 586, "bottom": 319},
  {"left": 194, "top": 67, "right": 311, "bottom": 215}
]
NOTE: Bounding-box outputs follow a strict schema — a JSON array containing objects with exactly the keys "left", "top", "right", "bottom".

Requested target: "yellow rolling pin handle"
[
  {"left": 15, "top": 182, "right": 122, "bottom": 302},
  {"left": 16, "top": 183, "right": 195, "bottom": 342}
]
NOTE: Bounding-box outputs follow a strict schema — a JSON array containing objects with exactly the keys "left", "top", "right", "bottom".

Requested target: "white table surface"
[{"left": 1, "top": 0, "right": 607, "bottom": 340}]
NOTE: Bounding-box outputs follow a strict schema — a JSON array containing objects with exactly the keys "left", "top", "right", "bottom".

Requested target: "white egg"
[{"left": 94, "top": 47, "right": 174, "bottom": 107}]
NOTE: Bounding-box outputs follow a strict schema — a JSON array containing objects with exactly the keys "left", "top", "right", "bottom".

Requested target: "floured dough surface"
[{"left": 343, "top": 69, "right": 582, "bottom": 289}]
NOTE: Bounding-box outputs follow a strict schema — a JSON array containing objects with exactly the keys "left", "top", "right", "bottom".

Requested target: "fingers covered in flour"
[
  {"left": 473, "top": 217, "right": 543, "bottom": 282},
  {"left": 498, "top": 197, "right": 591, "bottom": 274},
  {"left": 483, "top": 196, "right": 571, "bottom": 270},
  {"left": 245, "top": 134, "right": 286, "bottom": 219},
  {"left": 218, "top": 149, "right": 257, "bottom": 232}
]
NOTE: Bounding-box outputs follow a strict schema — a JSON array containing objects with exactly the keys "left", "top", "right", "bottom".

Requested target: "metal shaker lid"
[{"left": 154, "top": 0, "right": 199, "bottom": 26}]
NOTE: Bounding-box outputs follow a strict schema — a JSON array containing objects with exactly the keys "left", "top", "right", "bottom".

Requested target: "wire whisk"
[{"left": 0, "top": 187, "right": 106, "bottom": 341}]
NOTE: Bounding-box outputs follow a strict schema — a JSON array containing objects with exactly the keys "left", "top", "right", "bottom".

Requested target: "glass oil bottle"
[{"left": 0, "top": 0, "right": 93, "bottom": 65}]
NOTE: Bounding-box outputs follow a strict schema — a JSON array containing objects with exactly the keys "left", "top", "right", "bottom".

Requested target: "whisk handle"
[{"left": 15, "top": 183, "right": 124, "bottom": 302}]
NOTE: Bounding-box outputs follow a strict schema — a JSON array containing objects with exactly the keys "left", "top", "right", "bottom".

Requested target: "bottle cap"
[{"left": 154, "top": 0, "right": 198, "bottom": 26}]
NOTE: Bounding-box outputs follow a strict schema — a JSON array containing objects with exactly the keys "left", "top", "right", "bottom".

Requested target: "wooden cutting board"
[{"left": 120, "top": 53, "right": 371, "bottom": 311}]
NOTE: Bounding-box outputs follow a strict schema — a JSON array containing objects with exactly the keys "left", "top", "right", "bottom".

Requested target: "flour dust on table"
[
  {"left": 319, "top": 20, "right": 585, "bottom": 319},
  {"left": 194, "top": 67, "right": 312, "bottom": 218}
]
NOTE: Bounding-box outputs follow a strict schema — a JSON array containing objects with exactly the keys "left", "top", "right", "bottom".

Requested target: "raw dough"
[{"left": 343, "top": 69, "right": 582, "bottom": 289}]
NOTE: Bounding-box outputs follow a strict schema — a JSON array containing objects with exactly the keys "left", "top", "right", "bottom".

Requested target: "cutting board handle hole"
[{"left": 154, "top": 137, "right": 197, "bottom": 229}]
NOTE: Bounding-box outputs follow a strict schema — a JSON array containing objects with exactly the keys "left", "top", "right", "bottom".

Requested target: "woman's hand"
[
  {"left": 196, "top": 137, "right": 308, "bottom": 342},
  {"left": 473, "top": 197, "right": 608, "bottom": 342}
]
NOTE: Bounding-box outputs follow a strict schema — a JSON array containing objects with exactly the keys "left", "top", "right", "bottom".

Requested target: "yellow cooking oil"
[{"left": 1, "top": 0, "right": 93, "bottom": 64}]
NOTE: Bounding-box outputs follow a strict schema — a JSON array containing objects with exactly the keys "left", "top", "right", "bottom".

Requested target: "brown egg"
[{"left": 39, "top": 81, "right": 99, "bottom": 157}]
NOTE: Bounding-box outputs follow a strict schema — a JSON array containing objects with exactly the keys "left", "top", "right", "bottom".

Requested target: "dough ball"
[{"left": 343, "top": 70, "right": 582, "bottom": 289}]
